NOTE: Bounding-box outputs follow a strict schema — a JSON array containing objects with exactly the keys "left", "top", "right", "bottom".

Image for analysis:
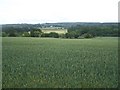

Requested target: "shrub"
[
  {"left": 49, "top": 32, "right": 59, "bottom": 38},
  {"left": 81, "top": 33, "right": 94, "bottom": 38},
  {"left": 2, "top": 32, "right": 8, "bottom": 37},
  {"left": 31, "top": 29, "right": 42, "bottom": 37},
  {"left": 8, "top": 32, "right": 18, "bottom": 37},
  {"left": 41, "top": 33, "right": 49, "bottom": 37},
  {"left": 22, "top": 32, "right": 31, "bottom": 37}
]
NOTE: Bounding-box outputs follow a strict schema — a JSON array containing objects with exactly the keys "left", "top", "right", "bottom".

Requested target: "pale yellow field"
[{"left": 41, "top": 29, "right": 68, "bottom": 34}]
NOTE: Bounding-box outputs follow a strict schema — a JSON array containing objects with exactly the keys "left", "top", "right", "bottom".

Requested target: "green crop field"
[{"left": 2, "top": 37, "right": 118, "bottom": 88}]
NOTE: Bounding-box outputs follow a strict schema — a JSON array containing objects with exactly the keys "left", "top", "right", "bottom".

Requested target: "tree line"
[{"left": 2, "top": 23, "right": 118, "bottom": 38}]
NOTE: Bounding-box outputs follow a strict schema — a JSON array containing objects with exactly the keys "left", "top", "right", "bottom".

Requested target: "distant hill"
[
  {"left": 2, "top": 22, "right": 118, "bottom": 32},
  {"left": 40, "top": 22, "right": 118, "bottom": 28}
]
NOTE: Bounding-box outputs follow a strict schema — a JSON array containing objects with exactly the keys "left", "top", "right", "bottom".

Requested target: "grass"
[{"left": 2, "top": 37, "right": 118, "bottom": 88}]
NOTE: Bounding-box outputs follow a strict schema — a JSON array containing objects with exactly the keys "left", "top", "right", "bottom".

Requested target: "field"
[
  {"left": 2, "top": 37, "right": 118, "bottom": 88},
  {"left": 41, "top": 28, "right": 68, "bottom": 34}
]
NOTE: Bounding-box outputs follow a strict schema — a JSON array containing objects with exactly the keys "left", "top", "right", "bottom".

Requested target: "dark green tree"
[
  {"left": 49, "top": 32, "right": 59, "bottom": 38},
  {"left": 2, "top": 32, "right": 8, "bottom": 37},
  {"left": 31, "top": 29, "right": 42, "bottom": 37},
  {"left": 81, "top": 33, "right": 94, "bottom": 38},
  {"left": 22, "top": 32, "right": 30, "bottom": 37}
]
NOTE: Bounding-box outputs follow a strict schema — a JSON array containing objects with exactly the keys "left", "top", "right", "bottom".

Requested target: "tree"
[
  {"left": 49, "top": 32, "right": 59, "bottom": 38},
  {"left": 65, "top": 31, "right": 80, "bottom": 38},
  {"left": 31, "top": 29, "right": 42, "bottom": 37},
  {"left": 59, "top": 34, "right": 66, "bottom": 38},
  {"left": 2, "top": 32, "right": 8, "bottom": 37},
  {"left": 81, "top": 33, "right": 94, "bottom": 38},
  {"left": 8, "top": 30, "right": 18, "bottom": 37},
  {"left": 22, "top": 32, "right": 30, "bottom": 37},
  {"left": 41, "top": 33, "right": 49, "bottom": 37}
]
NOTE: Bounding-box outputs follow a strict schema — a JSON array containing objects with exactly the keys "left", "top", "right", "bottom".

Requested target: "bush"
[
  {"left": 22, "top": 32, "right": 31, "bottom": 37},
  {"left": 31, "top": 29, "right": 42, "bottom": 37},
  {"left": 2, "top": 32, "right": 8, "bottom": 37},
  {"left": 49, "top": 32, "right": 59, "bottom": 38},
  {"left": 41, "top": 33, "right": 50, "bottom": 37},
  {"left": 59, "top": 34, "right": 66, "bottom": 38},
  {"left": 41, "top": 32, "right": 59, "bottom": 38},
  {"left": 81, "top": 33, "right": 94, "bottom": 38},
  {"left": 8, "top": 32, "right": 18, "bottom": 37},
  {"left": 65, "top": 31, "right": 80, "bottom": 39}
]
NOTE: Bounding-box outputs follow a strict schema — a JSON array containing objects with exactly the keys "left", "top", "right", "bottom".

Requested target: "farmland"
[
  {"left": 2, "top": 37, "right": 118, "bottom": 88},
  {"left": 40, "top": 27, "right": 68, "bottom": 34}
]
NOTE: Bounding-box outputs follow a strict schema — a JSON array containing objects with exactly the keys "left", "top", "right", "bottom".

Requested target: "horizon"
[{"left": 1, "top": 21, "right": 119, "bottom": 25}]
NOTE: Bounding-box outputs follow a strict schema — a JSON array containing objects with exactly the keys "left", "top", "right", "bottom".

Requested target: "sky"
[{"left": 0, "top": 0, "right": 119, "bottom": 24}]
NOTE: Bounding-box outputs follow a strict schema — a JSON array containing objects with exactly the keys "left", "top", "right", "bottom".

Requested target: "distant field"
[
  {"left": 2, "top": 37, "right": 118, "bottom": 88},
  {"left": 41, "top": 29, "right": 68, "bottom": 34}
]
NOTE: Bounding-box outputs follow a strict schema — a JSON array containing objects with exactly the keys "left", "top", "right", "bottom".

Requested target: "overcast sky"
[{"left": 0, "top": 0, "right": 119, "bottom": 24}]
